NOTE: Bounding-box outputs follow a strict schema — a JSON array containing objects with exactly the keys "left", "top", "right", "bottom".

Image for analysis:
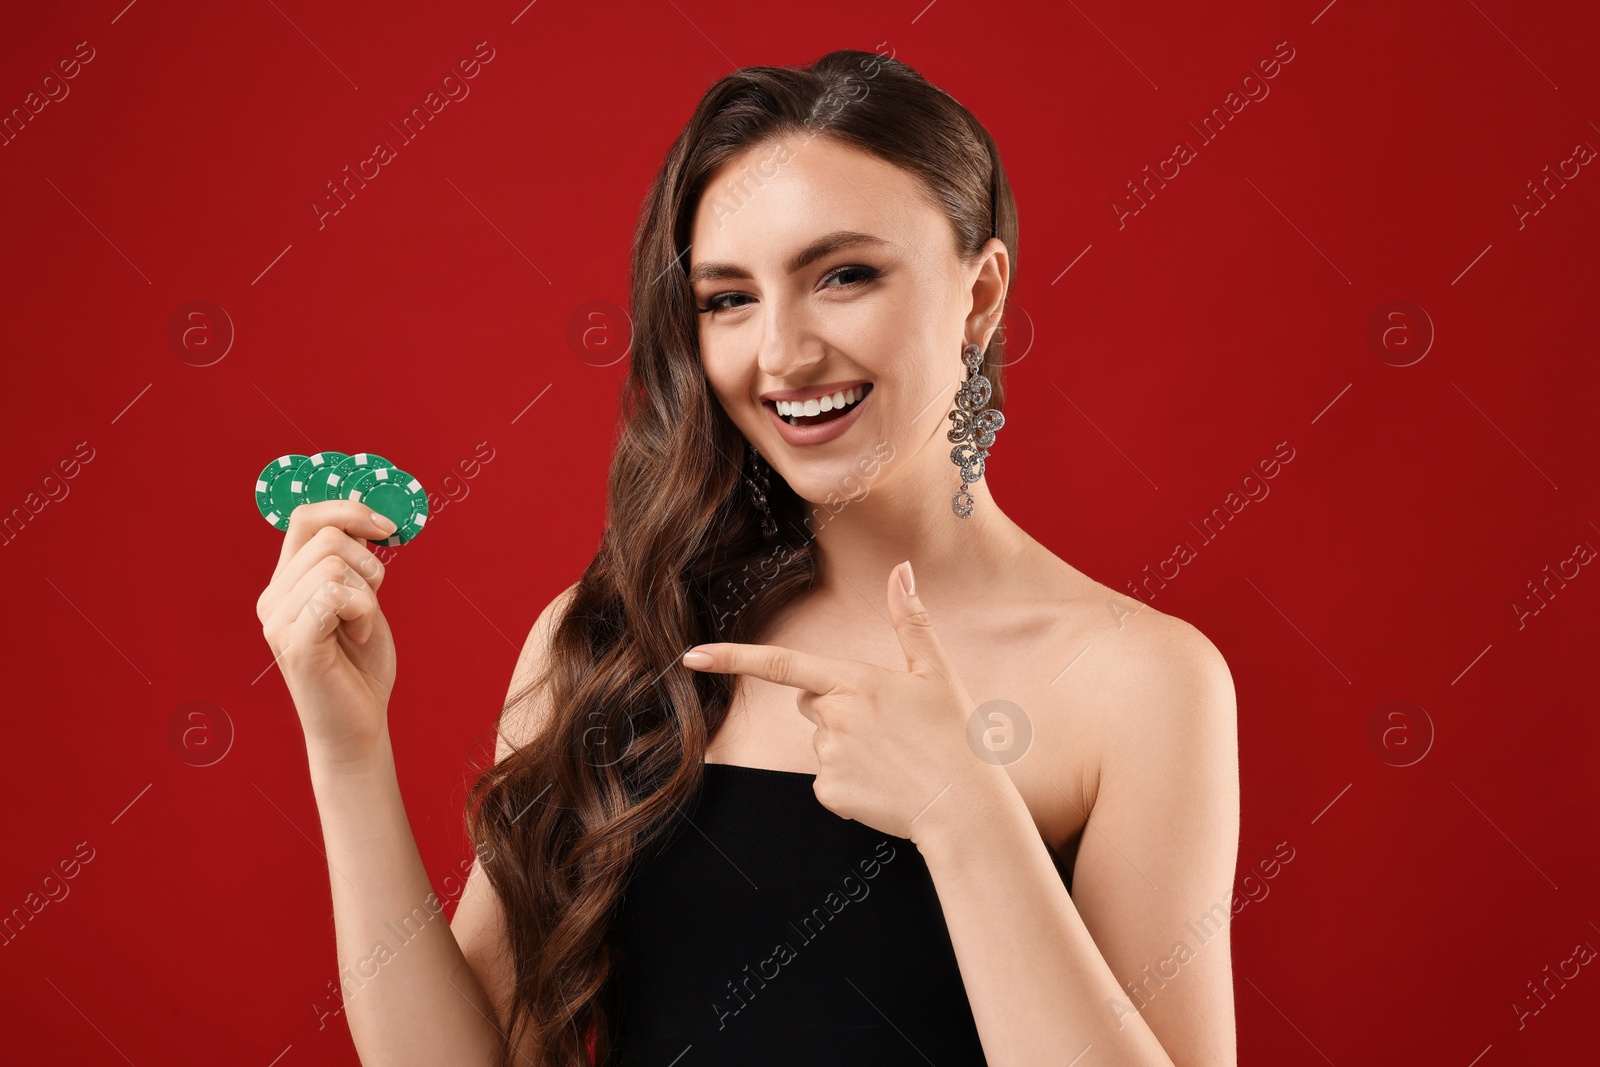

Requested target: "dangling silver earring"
[
  {"left": 742, "top": 441, "right": 779, "bottom": 539},
  {"left": 947, "top": 340, "right": 1005, "bottom": 518}
]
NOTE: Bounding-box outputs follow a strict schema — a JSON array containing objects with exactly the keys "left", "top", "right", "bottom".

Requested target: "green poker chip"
[
  {"left": 256, "top": 453, "right": 309, "bottom": 530},
  {"left": 346, "top": 465, "right": 429, "bottom": 545},
  {"left": 289, "top": 451, "right": 350, "bottom": 506},
  {"left": 328, "top": 452, "right": 395, "bottom": 500},
  {"left": 255, "top": 450, "right": 428, "bottom": 546}
]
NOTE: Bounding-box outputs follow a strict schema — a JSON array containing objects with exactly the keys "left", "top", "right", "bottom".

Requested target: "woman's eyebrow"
[{"left": 688, "top": 230, "right": 891, "bottom": 284}]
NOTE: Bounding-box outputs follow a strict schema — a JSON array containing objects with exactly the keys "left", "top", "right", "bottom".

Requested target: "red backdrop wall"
[{"left": 2, "top": 0, "right": 1595, "bottom": 1063}]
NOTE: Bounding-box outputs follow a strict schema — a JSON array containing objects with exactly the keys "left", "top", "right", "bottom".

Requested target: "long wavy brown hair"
[{"left": 463, "top": 47, "right": 1019, "bottom": 1067}]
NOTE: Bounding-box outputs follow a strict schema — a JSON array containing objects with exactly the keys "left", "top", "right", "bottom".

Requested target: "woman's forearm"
[
  {"left": 915, "top": 767, "right": 1177, "bottom": 1067},
  {"left": 306, "top": 726, "right": 503, "bottom": 1067}
]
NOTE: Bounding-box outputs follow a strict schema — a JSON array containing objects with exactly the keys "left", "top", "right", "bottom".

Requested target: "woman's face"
[{"left": 687, "top": 136, "right": 1007, "bottom": 508}]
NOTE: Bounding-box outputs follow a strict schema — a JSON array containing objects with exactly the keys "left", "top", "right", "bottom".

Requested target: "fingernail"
[
  {"left": 682, "top": 649, "right": 713, "bottom": 668},
  {"left": 370, "top": 511, "right": 397, "bottom": 533},
  {"left": 899, "top": 560, "right": 916, "bottom": 597}
]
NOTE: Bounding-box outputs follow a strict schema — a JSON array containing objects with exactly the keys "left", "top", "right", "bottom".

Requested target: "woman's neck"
[{"left": 804, "top": 472, "right": 1028, "bottom": 607}]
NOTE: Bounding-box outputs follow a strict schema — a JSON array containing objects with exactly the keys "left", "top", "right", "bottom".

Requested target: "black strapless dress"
[{"left": 608, "top": 763, "right": 1073, "bottom": 1065}]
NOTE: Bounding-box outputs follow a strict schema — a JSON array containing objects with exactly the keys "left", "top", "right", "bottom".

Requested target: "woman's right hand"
[{"left": 257, "top": 500, "right": 400, "bottom": 765}]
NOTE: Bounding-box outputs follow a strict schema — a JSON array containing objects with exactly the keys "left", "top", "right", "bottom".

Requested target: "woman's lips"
[{"left": 764, "top": 385, "right": 873, "bottom": 447}]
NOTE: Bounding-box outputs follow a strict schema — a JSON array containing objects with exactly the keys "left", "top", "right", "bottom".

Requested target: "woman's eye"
[
  {"left": 698, "top": 292, "right": 752, "bottom": 314},
  {"left": 823, "top": 265, "right": 879, "bottom": 288},
  {"left": 696, "top": 265, "right": 880, "bottom": 315}
]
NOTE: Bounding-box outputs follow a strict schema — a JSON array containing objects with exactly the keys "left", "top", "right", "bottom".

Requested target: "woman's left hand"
[{"left": 681, "top": 561, "right": 1008, "bottom": 845}]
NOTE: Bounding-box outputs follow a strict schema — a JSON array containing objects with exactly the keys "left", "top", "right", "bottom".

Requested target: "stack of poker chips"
[{"left": 255, "top": 452, "right": 428, "bottom": 546}]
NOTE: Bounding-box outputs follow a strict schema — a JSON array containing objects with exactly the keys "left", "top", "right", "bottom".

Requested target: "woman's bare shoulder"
[{"left": 1028, "top": 549, "right": 1232, "bottom": 733}]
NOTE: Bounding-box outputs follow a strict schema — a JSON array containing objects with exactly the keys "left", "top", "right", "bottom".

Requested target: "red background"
[{"left": 2, "top": 0, "right": 1596, "bottom": 1063}]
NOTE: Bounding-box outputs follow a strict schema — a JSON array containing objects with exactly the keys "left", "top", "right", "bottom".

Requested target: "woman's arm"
[
  {"left": 450, "top": 582, "right": 580, "bottom": 1061},
  {"left": 308, "top": 584, "right": 575, "bottom": 1066},
  {"left": 916, "top": 619, "right": 1240, "bottom": 1067},
  {"left": 308, "top": 731, "right": 505, "bottom": 1065}
]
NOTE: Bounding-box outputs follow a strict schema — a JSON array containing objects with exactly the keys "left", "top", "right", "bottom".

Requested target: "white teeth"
[{"left": 775, "top": 385, "right": 865, "bottom": 417}]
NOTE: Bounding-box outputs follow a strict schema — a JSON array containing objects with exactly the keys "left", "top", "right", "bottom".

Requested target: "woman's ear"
[{"left": 965, "top": 238, "right": 1009, "bottom": 337}]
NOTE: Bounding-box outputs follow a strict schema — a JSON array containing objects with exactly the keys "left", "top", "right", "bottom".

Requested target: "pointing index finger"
[{"left": 682, "top": 642, "right": 846, "bottom": 694}]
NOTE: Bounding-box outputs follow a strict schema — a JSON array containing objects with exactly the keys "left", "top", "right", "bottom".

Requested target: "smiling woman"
[
  {"left": 253, "top": 38, "right": 1240, "bottom": 1067},
  {"left": 445, "top": 48, "right": 1241, "bottom": 1067},
  {"left": 229, "top": 46, "right": 1243, "bottom": 1067}
]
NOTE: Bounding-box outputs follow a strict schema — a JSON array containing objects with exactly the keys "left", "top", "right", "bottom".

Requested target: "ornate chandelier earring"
[
  {"left": 947, "top": 340, "right": 1005, "bottom": 518},
  {"left": 742, "top": 441, "right": 779, "bottom": 539}
]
